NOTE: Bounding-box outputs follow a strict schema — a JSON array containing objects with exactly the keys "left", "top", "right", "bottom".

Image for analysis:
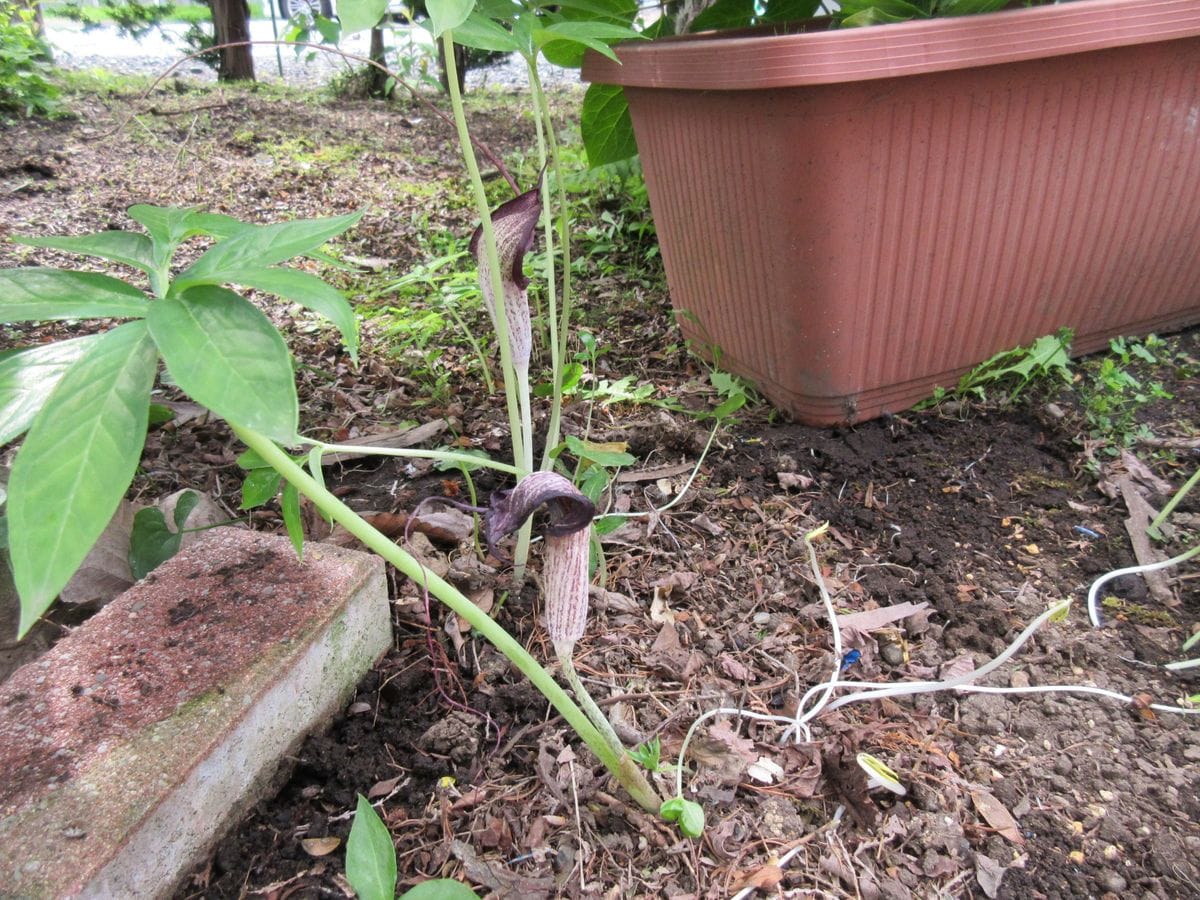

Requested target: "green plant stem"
[
  {"left": 558, "top": 650, "right": 628, "bottom": 758},
  {"left": 305, "top": 440, "right": 521, "bottom": 476},
  {"left": 232, "top": 423, "right": 662, "bottom": 812},
  {"left": 510, "top": 365, "right": 536, "bottom": 582},
  {"left": 526, "top": 58, "right": 570, "bottom": 471},
  {"left": 441, "top": 31, "right": 528, "bottom": 479},
  {"left": 439, "top": 297, "right": 496, "bottom": 394},
  {"left": 1148, "top": 467, "right": 1200, "bottom": 539}
]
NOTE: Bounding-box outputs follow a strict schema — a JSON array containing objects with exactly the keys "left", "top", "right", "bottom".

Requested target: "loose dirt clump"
[{"left": 2, "top": 79, "right": 1198, "bottom": 899}]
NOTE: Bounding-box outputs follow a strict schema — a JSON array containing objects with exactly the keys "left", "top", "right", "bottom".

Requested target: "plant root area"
[{"left": 2, "top": 82, "right": 1198, "bottom": 899}]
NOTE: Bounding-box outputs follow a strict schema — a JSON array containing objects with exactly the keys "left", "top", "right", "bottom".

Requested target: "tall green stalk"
[
  {"left": 528, "top": 61, "right": 575, "bottom": 470},
  {"left": 441, "top": 32, "right": 529, "bottom": 479},
  {"left": 234, "top": 423, "right": 663, "bottom": 812}
]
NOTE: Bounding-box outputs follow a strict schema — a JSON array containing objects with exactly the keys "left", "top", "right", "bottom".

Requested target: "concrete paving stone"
[{"left": 0, "top": 527, "right": 390, "bottom": 899}]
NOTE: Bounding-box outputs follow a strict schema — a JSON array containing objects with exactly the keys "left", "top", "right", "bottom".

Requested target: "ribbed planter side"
[{"left": 584, "top": 0, "right": 1200, "bottom": 424}]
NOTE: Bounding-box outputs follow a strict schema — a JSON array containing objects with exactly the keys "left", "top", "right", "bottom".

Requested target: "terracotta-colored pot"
[{"left": 582, "top": 0, "right": 1200, "bottom": 424}]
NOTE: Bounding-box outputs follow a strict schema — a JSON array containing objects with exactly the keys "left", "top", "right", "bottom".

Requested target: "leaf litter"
[{"left": 0, "top": 81, "right": 1197, "bottom": 899}]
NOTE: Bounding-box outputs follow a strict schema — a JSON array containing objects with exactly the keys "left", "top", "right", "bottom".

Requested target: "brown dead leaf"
[
  {"left": 60, "top": 500, "right": 135, "bottom": 606},
  {"left": 718, "top": 652, "right": 755, "bottom": 682},
  {"left": 368, "top": 776, "right": 403, "bottom": 799},
  {"left": 971, "top": 789, "right": 1025, "bottom": 844},
  {"left": 454, "top": 587, "right": 493, "bottom": 633},
  {"left": 734, "top": 863, "right": 784, "bottom": 891},
  {"left": 300, "top": 836, "right": 341, "bottom": 856}
]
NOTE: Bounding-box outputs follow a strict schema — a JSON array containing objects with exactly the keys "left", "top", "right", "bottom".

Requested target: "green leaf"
[
  {"left": 240, "top": 467, "right": 283, "bottom": 509},
  {"left": 939, "top": 0, "right": 1009, "bottom": 14},
  {"left": 174, "top": 210, "right": 364, "bottom": 290},
  {"left": 425, "top": 0, "right": 476, "bottom": 37},
  {"left": 689, "top": 0, "right": 756, "bottom": 32},
  {"left": 224, "top": 267, "right": 359, "bottom": 364},
  {"left": 127, "top": 204, "right": 202, "bottom": 268},
  {"left": 186, "top": 212, "right": 252, "bottom": 240},
  {"left": 564, "top": 433, "right": 637, "bottom": 468},
  {"left": 0, "top": 268, "right": 149, "bottom": 323},
  {"left": 534, "top": 21, "right": 640, "bottom": 64},
  {"left": 433, "top": 448, "right": 494, "bottom": 472},
  {"left": 336, "top": 0, "right": 389, "bottom": 33},
  {"left": 127, "top": 204, "right": 199, "bottom": 244},
  {"left": 690, "top": 0, "right": 820, "bottom": 30},
  {"left": 581, "top": 84, "right": 638, "bottom": 167},
  {"left": 453, "top": 11, "right": 520, "bottom": 52},
  {"left": 148, "top": 402, "right": 176, "bottom": 426},
  {"left": 236, "top": 447, "right": 273, "bottom": 470},
  {"left": 399, "top": 880, "right": 479, "bottom": 899},
  {"left": 346, "top": 795, "right": 397, "bottom": 900},
  {"left": 281, "top": 482, "right": 304, "bottom": 558},
  {"left": 147, "top": 286, "right": 299, "bottom": 444},
  {"left": 0, "top": 334, "right": 100, "bottom": 447},
  {"left": 16, "top": 231, "right": 157, "bottom": 277},
  {"left": 128, "top": 491, "right": 199, "bottom": 580},
  {"left": 9, "top": 321, "right": 158, "bottom": 637}
]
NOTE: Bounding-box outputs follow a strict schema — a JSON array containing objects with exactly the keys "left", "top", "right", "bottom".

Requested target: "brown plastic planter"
[{"left": 582, "top": 0, "right": 1200, "bottom": 424}]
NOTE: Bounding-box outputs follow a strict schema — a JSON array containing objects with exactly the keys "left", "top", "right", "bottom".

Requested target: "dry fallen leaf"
[
  {"left": 971, "top": 789, "right": 1025, "bottom": 844},
  {"left": 300, "top": 836, "right": 341, "bottom": 856},
  {"left": 735, "top": 863, "right": 784, "bottom": 891}
]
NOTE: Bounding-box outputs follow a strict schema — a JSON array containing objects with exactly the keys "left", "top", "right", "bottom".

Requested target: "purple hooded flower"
[
  {"left": 484, "top": 471, "right": 594, "bottom": 654},
  {"left": 469, "top": 185, "right": 542, "bottom": 370}
]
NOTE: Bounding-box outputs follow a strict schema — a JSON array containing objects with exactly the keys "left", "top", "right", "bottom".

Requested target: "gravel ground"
[{"left": 43, "top": 19, "right": 583, "bottom": 91}]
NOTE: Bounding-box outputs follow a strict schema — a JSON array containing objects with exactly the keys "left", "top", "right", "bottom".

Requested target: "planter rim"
[{"left": 581, "top": 0, "right": 1200, "bottom": 90}]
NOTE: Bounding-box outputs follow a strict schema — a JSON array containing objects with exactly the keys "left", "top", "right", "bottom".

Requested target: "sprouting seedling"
[{"left": 856, "top": 753, "right": 907, "bottom": 797}]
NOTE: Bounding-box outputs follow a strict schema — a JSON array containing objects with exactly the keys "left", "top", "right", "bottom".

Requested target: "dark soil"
[{"left": 2, "top": 78, "right": 1198, "bottom": 900}]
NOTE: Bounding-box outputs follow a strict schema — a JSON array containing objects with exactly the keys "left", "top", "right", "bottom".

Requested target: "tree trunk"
[
  {"left": 435, "top": 40, "right": 468, "bottom": 96},
  {"left": 366, "top": 25, "right": 391, "bottom": 97},
  {"left": 211, "top": 0, "right": 255, "bottom": 82}
]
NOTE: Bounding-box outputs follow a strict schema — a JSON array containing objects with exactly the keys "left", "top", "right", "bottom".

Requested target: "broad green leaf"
[
  {"left": 128, "top": 204, "right": 200, "bottom": 244},
  {"left": 581, "top": 83, "right": 638, "bottom": 167},
  {"left": 453, "top": 11, "right": 520, "bottom": 52},
  {"left": 174, "top": 210, "right": 364, "bottom": 290},
  {"left": 147, "top": 286, "right": 299, "bottom": 444},
  {"left": 0, "top": 334, "right": 100, "bottom": 446},
  {"left": 127, "top": 204, "right": 202, "bottom": 268},
  {"left": 9, "top": 321, "right": 158, "bottom": 637},
  {"left": 240, "top": 467, "right": 283, "bottom": 509},
  {"left": 534, "top": 21, "right": 641, "bottom": 65},
  {"left": 564, "top": 434, "right": 636, "bottom": 468},
  {"left": 186, "top": 212, "right": 251, "bottom": 240},
  {"left": 16, "top": 231, "right": 157, "bottom": 277},
  {"left": 939, "top": 0, "right": 1008, "bottom": 14},
  {"left": 400, "top": 880, "right": 479, "bottom": 899},
  {"left": 551, "top": 0, "right": 637, "bottom": 18},
  {"left": 691, "top": 0, "right": 819, "bottom": 30},
  {"left": 224, "top": 267, "right": 359, "bottom": 364},
  {"left": 236, "top": 447, "right": 273, "bottom": 470},
  {"left": 281, "top": 482, "right": 304, "bottom": 558},
  {"left": 336, "top": 0, "right": 389, "bottom": 33},
  {"left": 147, "top": 403, "right": 175, "bottom": 426},
  {"left": 425, "top": 0, "right": 476, "bottom": 38},
  {"left": 0, "top": 268, "right": 149, "bottom": 322},
  {"left": 346, "top": 795, "right": 397, "bottom": 900},
  {"left": 689, "top": 0, "right": 755, "bottom": 31},
  {"left": 128, "top": 490, "right": 199, "bottom": 579}
]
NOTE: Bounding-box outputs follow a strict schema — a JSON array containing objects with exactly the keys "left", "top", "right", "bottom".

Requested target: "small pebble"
[
  {"left": 1101, "top": 872, "right": 1127, "bottom": 893},
  {"left": 880, "top": 643, "right": 905, "bottom": 666}
]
